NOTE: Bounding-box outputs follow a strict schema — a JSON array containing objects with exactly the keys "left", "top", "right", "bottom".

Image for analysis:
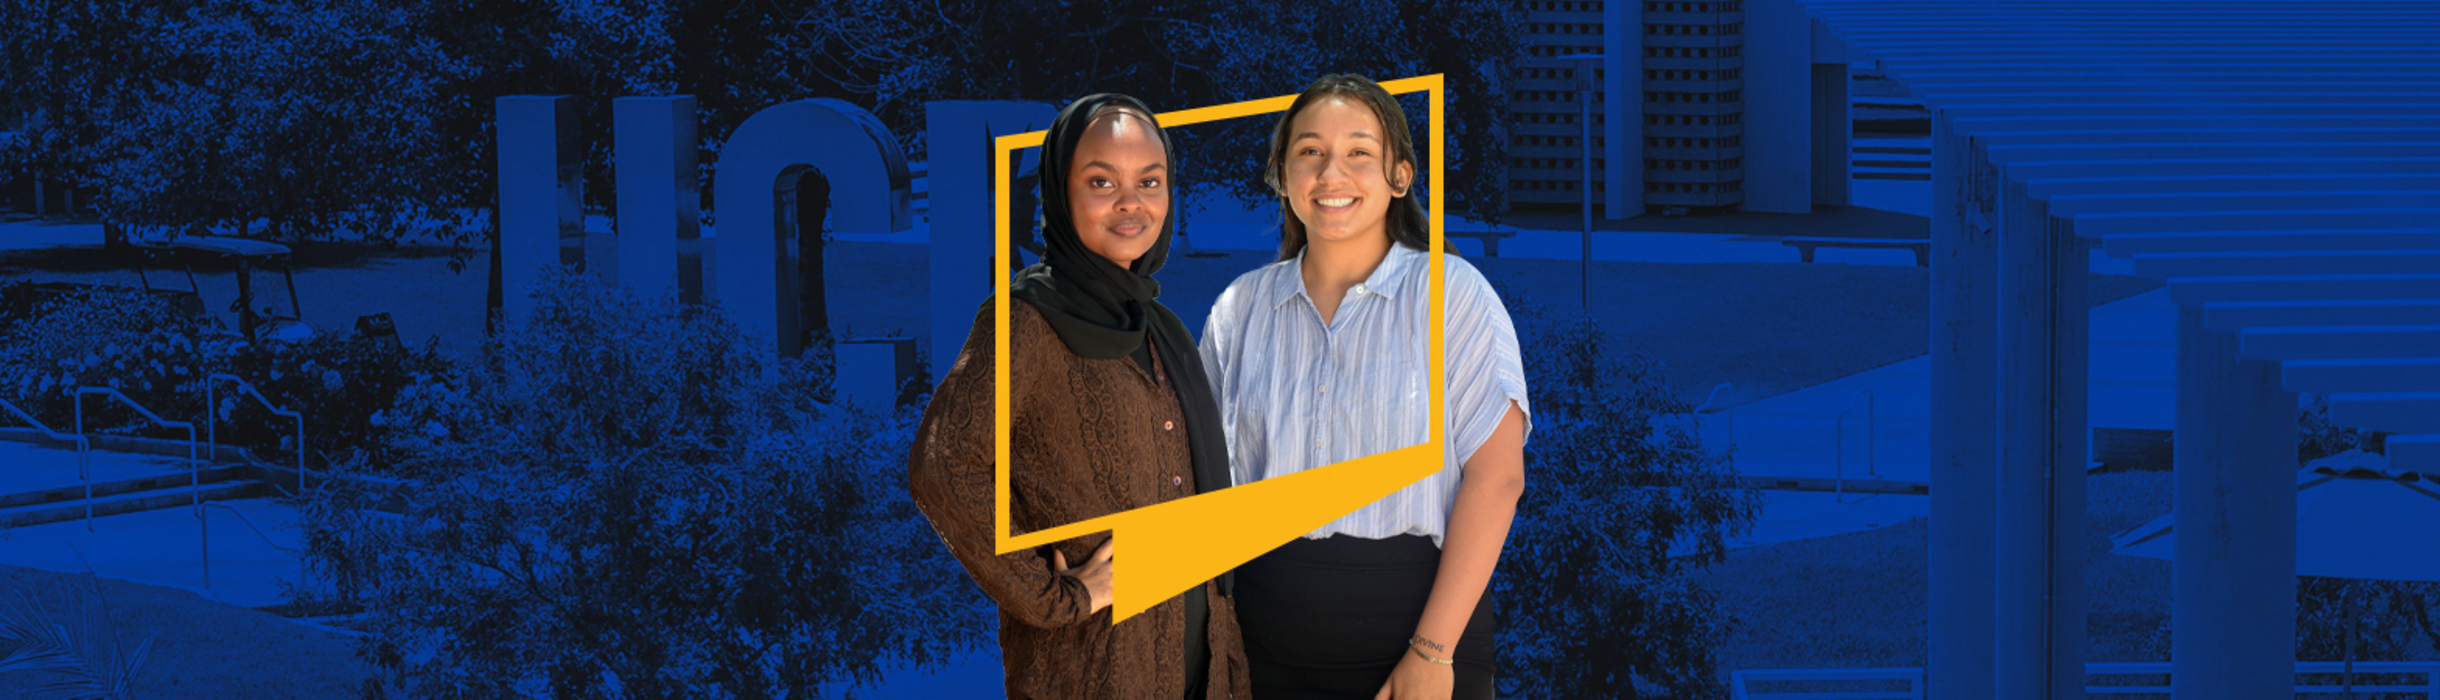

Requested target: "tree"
[
  {"left": 1193, "top": 0, "right": 1524, "bottom": 222},
  {"left": 308, "top": 272, "right": 981, "bottom": 698},
  {"left": 2296, "top": 577, "right": 2440, "bottom": 666},
  {"left": 1, "top": 0, "right": 472, "bottom": 243},
  {"left": 6, "top": 0, "right": 1533, "bottom": 344},
  {"left": 1495, "top": 294, "right": 1767, "bottom": 698},
  {"left": 772, "top": 0, "right": 1527, "bottom": 223}
]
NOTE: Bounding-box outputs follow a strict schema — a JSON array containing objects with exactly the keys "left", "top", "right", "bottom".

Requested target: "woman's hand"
[
  {"left": 1051, "top": 538, "right": 1116, "bottom": 614},
  {"left": 1373, "top": 648, "right": 1454, "bottom": 700}
]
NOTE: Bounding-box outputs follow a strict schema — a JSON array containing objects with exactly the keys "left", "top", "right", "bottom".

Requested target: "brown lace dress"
[{"left": 908, "top": 300, "right": 1252, "bottom": 700}]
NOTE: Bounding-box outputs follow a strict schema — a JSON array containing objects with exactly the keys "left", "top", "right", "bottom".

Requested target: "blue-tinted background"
[{"left": 0, "top": 1, "right": 2429, "bottom": 698}]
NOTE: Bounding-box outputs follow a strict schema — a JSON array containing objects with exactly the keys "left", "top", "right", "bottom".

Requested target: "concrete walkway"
[
  {"left": 0, "top": 496, "right": 308, "bottom": 609},
  {"left": 0, "top": 217, "right": 104, "bottom": 253},
  {"left": 0, "top": 442, "right": 307, "bottom": 609},
  {"left": 1, "top": 440, "right": 196, "bottom": 493},
  {"left": 1714, "top": 288, "right": 2176, "bottom": 488}
]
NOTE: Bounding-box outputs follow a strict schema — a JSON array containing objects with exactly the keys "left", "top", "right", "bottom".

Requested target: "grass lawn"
[
  {"left": 1463, "top": 258, "right": 2161, "bottom": 407},
  {"left": 0, "top": 564, "right": 382, "bottom": 700},
  {"left": 2, "top": 230, "right": 2163, "bottom": 409},
  {"left": 1695, "top": 471, "right": 2175, "bottom": 678},
  {"left": 0, "top": 232, "right": 492, "bottom": 358},
  {"left": 878, "top": 245, "right": 2161, "bottom": 408}
]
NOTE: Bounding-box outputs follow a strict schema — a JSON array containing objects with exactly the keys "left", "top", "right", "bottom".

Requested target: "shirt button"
[
  {"left": 1172, "top": 475, "right": 1183, "bottom": 486},
  {"left": 1318, "top": 385, "right": 1327, "bottom": 394},
  {"left": 1164, "top": 421, "right": 1175, "bottom": 431}
]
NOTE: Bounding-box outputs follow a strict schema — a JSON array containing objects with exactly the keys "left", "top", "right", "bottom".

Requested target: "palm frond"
[{"left": 0, "top": 586, "right": 153, "bottom": 700}]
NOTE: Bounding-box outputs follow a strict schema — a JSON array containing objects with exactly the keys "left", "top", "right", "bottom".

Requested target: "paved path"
[
  {"left": 0, "top": 440, "right": 306, "bottom": 609},
  {"left": 0, "top": 217, "right": 102, "bottom": 252},
  {"left": 0, "top": 440, "right": 194, "bottom": 493},
  {"left": 1713, "top": 288, "right": 2176, "bottom": 487},
  {"left": 0, "top": 495, "right": 307, "bottom": 609}
]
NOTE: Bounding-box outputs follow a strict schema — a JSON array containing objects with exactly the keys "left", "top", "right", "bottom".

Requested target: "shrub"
[
  {"left": 0, "top": 283, "right": 453, "bottom": 474},
  {"left": 0, "top": 285, "right": 215, "bottom": 436},
  {"left": 308, "top": 271, "right": 983, "bottom": 699},
  {"left": 2297, "top": 577, "right": 2440, "bottom": 665},
  {"left": 0, "top": 575, "right": 153, "bottom": 700},
  {"left": 1495, "top": 294, "right": 1765, "bottom": 698}
]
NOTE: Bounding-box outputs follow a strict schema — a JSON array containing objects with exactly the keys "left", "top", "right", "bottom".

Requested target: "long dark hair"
[{"left": 1264, "top": 74, "right": 1433, "bottom": 262}]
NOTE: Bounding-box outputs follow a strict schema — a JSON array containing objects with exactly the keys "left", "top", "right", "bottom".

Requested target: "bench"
[
  {"left": 1446, "top": 229, "right": 1519, "bottom": 257},
  {"left": 1780, "top": 236, "right": 1931, "bottom": 266}
]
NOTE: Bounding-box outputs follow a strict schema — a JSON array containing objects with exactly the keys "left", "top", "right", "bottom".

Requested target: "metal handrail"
[
  {"left": 1, "top": 397, "right": 95, "bottom": 530},
  {"left": 1835, "top": 389, "right": 1877, "bottom": 503},
  {"left": 200, "top": 501, "right": 303, "bottom": 591},
  {"left": 206, "top": 373, "right": 307, "bottom": 493},
  {"left": 75, "top": 387, "right": 200, "bottom": 519}
]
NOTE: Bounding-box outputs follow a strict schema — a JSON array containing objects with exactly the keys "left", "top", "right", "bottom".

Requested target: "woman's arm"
[
  {"left": 906, "top": 304, "right": 1103, "bottom": 629},
  {"left": 1378, "top": 402, "right": 1526, "bottom": 699},
  {"left": 1382, "top": 261, "right": 1531, "bottom": 698}
]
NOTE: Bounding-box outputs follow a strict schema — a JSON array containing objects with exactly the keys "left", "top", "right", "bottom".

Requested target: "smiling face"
[
  {"left": 1279, "top": 96, "right": 1414, "bottom": 249},
  {"left": 1066, "top": 108, "right": 1170, "bottom": 270}
]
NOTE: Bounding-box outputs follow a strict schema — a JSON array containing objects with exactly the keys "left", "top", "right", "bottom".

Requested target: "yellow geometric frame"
[{"left": 992, "top": 74, "right": 1447, "bottom": 622}]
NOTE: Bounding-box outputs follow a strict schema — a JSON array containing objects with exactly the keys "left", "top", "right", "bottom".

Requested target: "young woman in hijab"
[
  {"left": 1198, "top": 74, "right": 1529, "bottom": 700},
  {"left": 908, "top": 93, "right": 1250, "bottom": 700}
]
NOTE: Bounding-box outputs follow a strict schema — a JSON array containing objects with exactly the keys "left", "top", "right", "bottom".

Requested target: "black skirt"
[{"left": 1234, "top": 534, "right": 1497, "bottom": 700}]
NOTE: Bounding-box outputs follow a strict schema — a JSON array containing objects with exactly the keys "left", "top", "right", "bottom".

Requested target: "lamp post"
[{"left": 1554, "top": 53, "right": 1606, "bottom": 308}]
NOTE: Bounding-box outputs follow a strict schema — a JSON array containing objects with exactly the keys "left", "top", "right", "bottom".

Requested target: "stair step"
[
  {"left": 2104, "top": 229, "right": 2440, "bottom": 256},
  {"left": 2056, "top": 191, "right": 2440, "bottom": 218},
  {"left": 2330, "top": 392, "right": 2440, "bottom": 434},
  {"left": 2082, "top": 210, "right": 2440, "bottom": 238},
  {"left": 0, "top": 480, "right": 275, "bottom": 528},
  {"left": 2170, "top": 272, "right": 2440, "bottom": 305},
  {"left": 2032, "top": 173, "right": 2440, "bottom": 201},
  {"left": 2241, "top": 325, "right": 2440, "bottom": 361},
  {"left": 0, "top": 466, "right": 249, "bottom": 510},
  {"left": 2283, "top": 358, "right": 2440, "bottom": 395},
  {"left": 2135, "top": 250, "right": 2440, "bottom": 279},
  {"left": 2206, "top": 300, "right": 2440, "bottom": 331}
]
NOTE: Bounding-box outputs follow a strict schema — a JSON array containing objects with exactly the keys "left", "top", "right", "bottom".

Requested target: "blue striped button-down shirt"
[{"left": 1198, "top": 243, "right": 1532, "bottom": 547}]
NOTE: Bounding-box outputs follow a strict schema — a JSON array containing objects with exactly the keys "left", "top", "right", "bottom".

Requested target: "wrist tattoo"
[{"left": 1409, "top": 634, "right": 1447, "bottom": 654}]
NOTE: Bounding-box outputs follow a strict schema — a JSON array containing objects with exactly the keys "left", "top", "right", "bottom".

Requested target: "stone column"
[
  {"left": 495, "top": 95, "right": 585, "bottom": 326},
  {"left": 612, "top": 96, "right": 699, "bottom": 301},
  {"left": 1927, "top": 111, "right": 1999, "bottom": 700},
  {"left": 2171, "top": 304, "right": 2298, "bottom": 699}
]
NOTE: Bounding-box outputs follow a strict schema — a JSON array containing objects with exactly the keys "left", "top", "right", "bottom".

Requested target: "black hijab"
[{"left": 1005, "top": 94, "right": 1233, "bottom": 595}]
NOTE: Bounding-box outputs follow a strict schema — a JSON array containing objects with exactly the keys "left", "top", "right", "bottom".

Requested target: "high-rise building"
[
  {"left": 1510, "top": 1, "right": 1613, "bottom": 211},
  {"left": 1509, "top": 0, "right": 1841, "bottom": 216},
  {"left": 1637, "top": 1, "right": 1746, "bottom": 211}
]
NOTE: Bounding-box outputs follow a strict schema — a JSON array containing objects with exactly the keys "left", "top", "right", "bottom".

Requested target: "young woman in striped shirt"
[{"left": 1199, "top": 74, "right": 1531, "bottom": 700}]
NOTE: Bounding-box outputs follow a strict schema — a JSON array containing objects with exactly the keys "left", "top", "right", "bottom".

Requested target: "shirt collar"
[{"left": 1271, "top": 243, "right": 1422, "bottom": 309}]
